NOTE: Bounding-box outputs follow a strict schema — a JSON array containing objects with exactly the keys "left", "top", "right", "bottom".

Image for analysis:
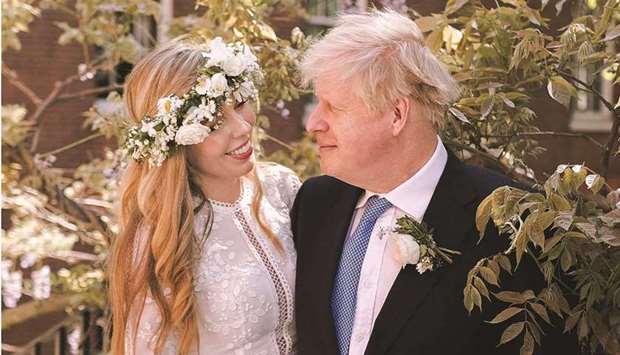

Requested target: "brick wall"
[{"left": 2, "top": 8, "right": 109, "bottom": 168}]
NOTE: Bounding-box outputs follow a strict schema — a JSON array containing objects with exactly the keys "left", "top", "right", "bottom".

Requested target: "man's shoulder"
[
  {"left": 459, "top": 163, "right": 522, "bottom": 200},
  {"left": 300, "top": 175, "right": 355, "bottom": 194}
]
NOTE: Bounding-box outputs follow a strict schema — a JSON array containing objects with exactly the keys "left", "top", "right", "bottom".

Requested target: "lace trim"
[{"left": 233, "top": 209, "right": 293, "bottom": 355}]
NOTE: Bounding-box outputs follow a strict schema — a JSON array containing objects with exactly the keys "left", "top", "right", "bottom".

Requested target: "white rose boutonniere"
[
  {"left": 392, "top": 216, "right": 461, "bottom": 274},
  {"left": 392, "top": 233, "right": 421, "bottom": 269}
]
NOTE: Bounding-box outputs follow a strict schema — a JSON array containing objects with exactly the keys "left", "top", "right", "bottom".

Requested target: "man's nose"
[{"left": 305, "top": 106, "right": 329, "bottom": 133}]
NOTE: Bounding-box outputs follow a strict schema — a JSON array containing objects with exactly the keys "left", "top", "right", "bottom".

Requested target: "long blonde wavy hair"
[{"left": 107, "top": 38, "right": 280, "bottom": 354}]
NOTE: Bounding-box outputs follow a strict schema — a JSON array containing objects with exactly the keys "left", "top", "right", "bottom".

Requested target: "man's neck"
[{"left": 362, "top": 135, "right": 438, "bottom": 193}]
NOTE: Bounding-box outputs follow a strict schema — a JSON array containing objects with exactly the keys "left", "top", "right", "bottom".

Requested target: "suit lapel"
[
  {"left": 364, "top": 151, "right": 476, "bottom": 355},
  {"left": 306, "top": 180, "right": 363, "bottom": 352}
]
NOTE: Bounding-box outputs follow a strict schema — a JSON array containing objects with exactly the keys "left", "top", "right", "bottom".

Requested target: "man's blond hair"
[{"left": 300, "top": 9, "right": 460, "bottom": 127}]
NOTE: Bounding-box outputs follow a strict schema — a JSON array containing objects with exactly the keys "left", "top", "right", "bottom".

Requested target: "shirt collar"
[{"left": 356, "top": 136, "right": 448, "bottom": 219}]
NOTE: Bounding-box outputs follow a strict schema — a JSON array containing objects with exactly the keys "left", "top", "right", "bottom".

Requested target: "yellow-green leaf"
[
  {"left": 488, "top": 307, "right": 523, "bottom": 324},
  {"left": 547, "top": 75, "right": 577, "bottom": 107},
  {"left": 474, "top": 276, "right": 490, "bottom": 300},
  {"left": 499, "top": 322, "right": 525, "bottom": 346},
  {"left": 496, "top": 255, "right": 513, "bottom": 274},
  {"left": 530, "top": 303, "right": 551, "bottom": 324},
  {"left": 520, "top": 330, "right": 535, "bottom": 355},
  {"left": 479, "top": 266, "right": 500, "bottom": 287},
  {"left": 475, "top": 195, "right": 492, "bottom": 235}
]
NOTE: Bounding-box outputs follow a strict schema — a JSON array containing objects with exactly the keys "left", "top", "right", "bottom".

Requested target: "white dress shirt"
[{"left": 346, "top": 136, "right": 448, "bottom": 355}]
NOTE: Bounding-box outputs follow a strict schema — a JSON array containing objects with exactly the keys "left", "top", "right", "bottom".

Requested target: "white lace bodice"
[{"left": 125, "top": 163, "right": 301, "bottom": 355}]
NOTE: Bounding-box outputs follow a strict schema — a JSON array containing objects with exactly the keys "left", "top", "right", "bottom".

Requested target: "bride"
[{"left": 107, "top": 37, "right": 300, "bottom": 354}]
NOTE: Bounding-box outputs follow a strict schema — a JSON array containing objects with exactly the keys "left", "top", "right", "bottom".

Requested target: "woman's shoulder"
[
  {"left": 256, "top": 162, "right": 301, "bottom": 210},
  {"left": 257, "top": 162, "right": 300, "bottom": 186}
]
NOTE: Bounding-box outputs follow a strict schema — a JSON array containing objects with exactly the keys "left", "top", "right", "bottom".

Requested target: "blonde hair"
[
  {"left": 107, "top": 38, "right": 279, "bottom": 354},
  {"left": 300, "top": 9, "right": 460, "bottom": 127}
]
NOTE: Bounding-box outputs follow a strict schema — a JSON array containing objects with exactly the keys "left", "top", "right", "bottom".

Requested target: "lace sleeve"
[
  {"left": 260, "top": 163, "right": 302, "bottom": 212},
  {"left": 125, "top": 226, "right": 177, "bottom": 354}
]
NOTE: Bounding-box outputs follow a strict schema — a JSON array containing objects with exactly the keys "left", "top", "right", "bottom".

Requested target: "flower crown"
[{"left": 123, "top": 37, "right": 261, "bottom": 167}]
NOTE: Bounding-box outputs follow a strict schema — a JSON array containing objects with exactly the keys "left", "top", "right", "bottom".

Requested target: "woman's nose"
[{"left": 231, "top": 113, "right": 253, "bottom": 137}]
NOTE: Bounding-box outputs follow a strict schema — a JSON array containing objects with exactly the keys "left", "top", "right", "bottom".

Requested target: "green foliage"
[
  {"left": 415, "top": 0, "right": 619, "bottom": 181},
  {"left": 469, "top": 164, "right": 620, "bottom": 354},
  {"left": 2, "top": 0, "right": 40, "bottom": 51}
]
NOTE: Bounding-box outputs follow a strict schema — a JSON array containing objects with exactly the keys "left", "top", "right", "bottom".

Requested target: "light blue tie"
[{"left": 331, "top": 196, "right": 392, "bottom": 355}]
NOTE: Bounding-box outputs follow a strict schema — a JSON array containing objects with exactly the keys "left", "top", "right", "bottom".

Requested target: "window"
[
  {"left": 569, "top": 63, "right": 615, "bottom": 132},
  {"left": 305, "top": 0, "right": 368, "bottom": 26}
]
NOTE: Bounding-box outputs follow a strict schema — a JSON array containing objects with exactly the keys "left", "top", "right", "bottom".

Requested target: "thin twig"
[
  {"left": 264, "top": 133, "right": 294, "bottom": 150},
  {"left": 486, "top": 131, "right": 604, "bottom": 150},
  {"left": 2, "top": 63, "right": 42, "bottom": 105},
  {"left": 559, "top": 70, "right": 617, "bottom": 113},
  {"left": 446, "top": 140, "right": 538, "bottom": 187},
  {"left": 38, "top": 132, "right": 104, "bottom": 157},
  {"left": 57, "top": 84, "right": 123, "bottom": 101},
  {"left": 559, "top": 70, "right": 620, "bottom": 178}
]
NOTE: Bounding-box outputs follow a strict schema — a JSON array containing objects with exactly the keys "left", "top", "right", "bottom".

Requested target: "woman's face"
[{"left": 187, "top": 101, "right": 256, "bottom": 182}]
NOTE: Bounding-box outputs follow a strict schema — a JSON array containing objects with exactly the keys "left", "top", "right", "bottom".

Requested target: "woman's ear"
[{"left": 391, "top": 97, "right": 411, "bottom": 136}]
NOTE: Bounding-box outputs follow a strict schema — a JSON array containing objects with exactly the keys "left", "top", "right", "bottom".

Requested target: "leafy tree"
[{"left": 411, "top": 1, "right": 620, "bottom": 353}]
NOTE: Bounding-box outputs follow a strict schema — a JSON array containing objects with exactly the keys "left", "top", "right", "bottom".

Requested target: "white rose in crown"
[
  {"left": 175, "top": 123, "right": 211, "bottom": 145},
  {"left": 222, "top": 55, "right": 246, "bottom": 76},
  {"left": 392, "top": 233, "right": 420, "bottom": 269},
  {"left": 157, "top": 96, "right": 183, "bottom": 115},
  {"left": 210, "top": 73, "right": 229, "bottom": 96},
  {"left": 195, "top": 76, "right": 212, "bottom": 95}
]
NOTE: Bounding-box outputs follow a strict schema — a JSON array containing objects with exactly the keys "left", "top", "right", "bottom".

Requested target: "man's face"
[{"left": 305, "top": 76, "right": 393, "bottom": 186}]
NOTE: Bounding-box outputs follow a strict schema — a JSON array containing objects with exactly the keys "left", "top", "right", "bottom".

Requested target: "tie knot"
[{"left": 363, "top": 196, "right": 392, "bottom": 220}]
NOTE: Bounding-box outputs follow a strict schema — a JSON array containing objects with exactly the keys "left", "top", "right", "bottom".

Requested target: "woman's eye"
[{"left": 234, "top": 101, "right": 247, "bottom": 109}]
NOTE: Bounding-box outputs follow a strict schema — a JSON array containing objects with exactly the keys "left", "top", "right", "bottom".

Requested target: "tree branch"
[
  {"left": 559, "top": 70, "right": 620, "bottom": 178},
  {"left": 2, "top": 63, "right": 42, "bottom": 105}
]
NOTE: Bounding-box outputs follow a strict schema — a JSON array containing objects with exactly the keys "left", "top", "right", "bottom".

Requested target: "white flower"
[
  {"left": 140, "top": 120, "right": 159, "bottom": 137},
  {"left": 2, "top": 270, "right": 22, "bottom": 308},
  {"left": 416, "top": 256, "right": 434, "bottom": 274},
  {"left": 195, "top": 76, "right": 212, "bottom": 95},
  {"left": 210, "top": 73, "right": 229, "bottom": 96},
  {"left": 238, "top": 80, "right": 256, "bottom": 100},
  {"left": 31, "top": 265, "right": 51, "bottom": 300},
  {"left": 185, "top": 100, "right": 214, "bottom": 124},
  {"left": 392, "top": 233, "right": 420, "bottom": 269},
  {"left": 571, "top": 165, "right": 583, "bottom": 173},
  {"left": 175, "top": 123, "right": 211, "bottom": 145},
  {"left": 240, "top": 45, "right": 258, "bottom": 69},
  {"left": 20, "top": 252, "right": 38, "bottom": 268},
  {"left": 157, "top": 96, "right": 183, "bottom": 115},
  {"left": 204, "top": 37, "right": 234, "bottom": 68},
  {"left": 222, "top": 54, "right": 246, "bottom": 76}
]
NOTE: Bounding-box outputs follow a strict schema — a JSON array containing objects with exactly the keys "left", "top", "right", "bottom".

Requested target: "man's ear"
[{"left": 391, "top": 97, "right": 411, "bottom": 136}]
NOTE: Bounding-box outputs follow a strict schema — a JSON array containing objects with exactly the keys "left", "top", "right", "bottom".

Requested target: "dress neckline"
[{"left": 206, "top": 178, "right": 250, "bottom": 209}]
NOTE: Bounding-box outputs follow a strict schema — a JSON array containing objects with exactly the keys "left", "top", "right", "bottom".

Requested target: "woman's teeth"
[{"left": 227, "top": 141, "right": 252, "bottom": 156}]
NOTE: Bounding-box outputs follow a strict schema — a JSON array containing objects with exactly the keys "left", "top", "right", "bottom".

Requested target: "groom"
[{"left": 291, "top": 9, "right": 577, "bottom": 355}]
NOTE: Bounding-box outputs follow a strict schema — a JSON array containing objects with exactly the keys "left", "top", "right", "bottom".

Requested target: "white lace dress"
[{"left": 125, "top": 164, "right": 301, "bottom": 355}]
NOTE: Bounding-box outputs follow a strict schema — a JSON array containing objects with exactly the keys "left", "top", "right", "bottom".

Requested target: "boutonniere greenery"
[{"left": 392, "top": 216, "right": 461, "bottom": 274}]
